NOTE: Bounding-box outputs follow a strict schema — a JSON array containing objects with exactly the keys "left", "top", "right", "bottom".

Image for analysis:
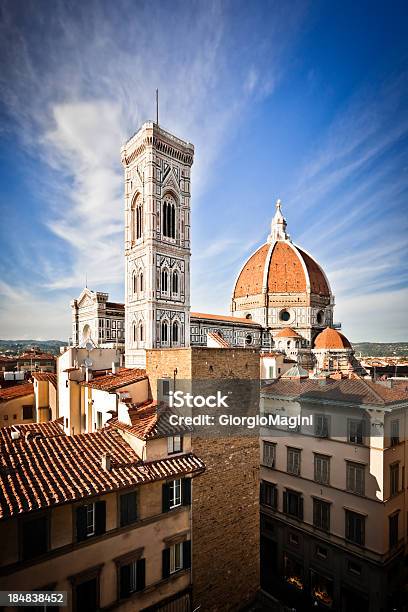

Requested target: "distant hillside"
[
  {"left": 0, "top": 340, "right": 67, "bottom": 356},
  {"left": 352, "top": 342, "right": 408, "bottom": 357}
]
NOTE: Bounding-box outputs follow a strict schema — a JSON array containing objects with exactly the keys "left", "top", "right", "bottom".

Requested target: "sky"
[{"left": 0, "top": 0, "right": 407, "bottom": 342}]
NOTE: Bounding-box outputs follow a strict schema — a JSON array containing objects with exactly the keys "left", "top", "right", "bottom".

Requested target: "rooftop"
[
  {"left": 109, "top": 400, "right": 192, "bottom": 440},
  {"left": 0, "top": 383, "right": 34, "bottom": 402},
  {"left": 80, "top": 368, "right": 147, "bottom": 391},
  {"left": 31, "top": 372, "right": 57, "bottom": 389},
  {"left": 191, "top": 311, "right": 261, "bottom": 327}
]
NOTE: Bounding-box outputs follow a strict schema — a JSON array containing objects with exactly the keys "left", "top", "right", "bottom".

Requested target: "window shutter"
[
  {"left": 76, "top": 506, "right": 88, "bottom": 542},
  {"left": 162, "top": 483, "right": 170, "bottom": 513},
  {"left": 299, "top": 496, "right": 304, "bottom": 520},
  {"left": 183, "top": 540, "right": 191, "bottom": 569},
  {"left": 95, "top": 500, "right": 106, "bottom": 535},
  {"left": 283, "top": 491, "right": 288, "bottom": 514},
  {"left": 136, "top": 558, "right": 146, "bottom": 592},
  {"left": 260, "top": 481, "right": 265, "bottom": 504},
  {"left": 162, "top": 547, "right": 170, "bottom": 578},
  {"left": 273, "top": 487, "right": 278, "bottom": 510},
  {"left": 120, "top": 564, "right": 131, "bottom": 599},
  {"left": 120, "top": 492, "right": 137, "bottom": 525},
  {"left": 182, "top": 478, "right": 191, "bottom": 506}
]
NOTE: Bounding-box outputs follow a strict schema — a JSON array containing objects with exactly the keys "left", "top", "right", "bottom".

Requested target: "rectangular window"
[
  {"left": 348, "top": 419, "right": 364, "bottom": 444},
  {"left": 120, "top": 491, "right": 137, "bottom": 527},
  {"left": 390, "top": 463, "right": 399, "bottom": 496},
  {"left": 314, "top": 454, "right": 330, "bottom": 485},
  {"left": 23, "top": 405, "right": 33, "bottom": 420},
  {"left": 345, "top": 510, "right": 365, "bottom": 546},
  {"left": 106, "top": 319, "right": 110, "bottom": 328},
  {"left": 313, "top": 499, "right": 330, "bottom": 532},
  {"left": 112, "top": 320, "right": 116, "bottom": 328},
  {"left": 21, "top": 515, "right": 48, "bottom": 560},
  {"left": 315, "top": 414, "right": 329, "bottom": 438},
  {"left": 76, "top": 501, "right": 106, "bottom": 541},
  {"left": 268, "top": 366, "right": 274, "bottom": 378},
  {"left": 260, "top": 481, "right": 278, "bottom": 509},
  {"left": 96, "top": 412, "right": 103, "bottom": 430},
  {"left": 107, "top": 331, "right": 110, "bottom": 339},
  {"left": 86, "top": 503, "right": 95, "bottom": 536},
  {"left": 287, "top": 448, "right": 301, "bottom": 476},
  {"left": 169, "top": 479, "right": 182, "bottom": 509},
  {"left": 263, "top": 441, "right": 276, "bottom": 468},
  {"left": 119, "top": 557, "right": 145, "bottom": 598},
  {"left": 283, "top": 490, "right": 303, "bottom": 520},
  {"left": 167, "top": 435, "right": 182, "bottom": 454},
  {"left": 170, "top": 541, "right": 183, "bottom": 574},
  {"left": 389, "top": 513, "right": 399, "bottom": 548},
  {"left": 391, "top": 420, "right": 399, "bottom": 446},
  {"left": 346, "top": 462, "right": 365, "bottom": 496},
  {"left": 112, "top": 330, "right": 116, "bottom": 339},
  {"left": 162, "top": 478, "right": 191, "bottom": 512}
]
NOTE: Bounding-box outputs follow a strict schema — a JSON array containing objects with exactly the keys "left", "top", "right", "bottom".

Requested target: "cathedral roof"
[
  {"left": 314, "top": 327, "right": 352, "bottom": 350},
  {"left": 274, "top": 327, "right": 301, "bottom": 338},
  {"left": 232, "top": 201, "right": 331, "bottom": 300}
]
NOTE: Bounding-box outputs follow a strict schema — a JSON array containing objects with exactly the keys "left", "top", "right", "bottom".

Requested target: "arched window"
[
  {"left": 133, "top": 323, "right": 137, "bottom": 343},
  {"left": 172, "top": 271, "right": 179, "bottom": 294},
  {"left": 161, "top": 269, "right": 168, "bottom": 292},
  {"left": 131, "top": 195, "right": 143, "bottom": 242},
  {"left": 172, "top": 321, "right": 179, "bottom": 343},
  {"left": 139, "top": 272, "right": 144, "bottom": 292},
  {"left": 161, "top": 321, "right": 168, "bottom": 343},
  {"left": 162, "top": 194, "right": 176, "bottom": 239},
  {"left": 139, "top": 323, "right": 144, "bottom": 342},
  {"left": 133, "top": 272, "right": 137, "bottom": 295}
]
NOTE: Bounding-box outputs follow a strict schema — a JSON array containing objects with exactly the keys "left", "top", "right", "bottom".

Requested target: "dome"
[
  {"left": 233, "top": 240, "right": 330, "bottom": 299},
  {"left": 314, "top": 327, "right": 351, "bottom": 350},
  {"left": 274, "top": 327, "right": 301, "bottom": 338}
]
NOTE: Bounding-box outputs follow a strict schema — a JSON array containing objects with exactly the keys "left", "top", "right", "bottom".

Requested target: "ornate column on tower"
[{"left": 121, "top": 122, "right": 194, "bottom": 368}]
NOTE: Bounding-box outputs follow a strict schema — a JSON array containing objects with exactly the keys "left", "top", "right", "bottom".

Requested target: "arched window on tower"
[
  {"left": 139, "top": 272, "right": 144, "bottom": 293},
  {"left": 132, "top": 272, "right": 137, "bottom": 295},
  {"left": 139, "top": 323, "right": 144, "bottom": 342},
  {"left": 133, "top": 323, "right": 137, "bottom": 344},
  {"left": 162, "top": 194, "right": 176, "bottom": 239},
  {"left": 172, "top": 321, "right": 179, "bottom": 344},
  {"left": 131, "top": 195, "right": 143, "bottom": 242},
  {"left": 161, "top": 321, "right": 168, "bottom": 343},
  {"left": 161, "top": 269, "right": 169, "bottom": 293},
  {"left": 172, "top": 270, "right": 179, "bottom": 294}
]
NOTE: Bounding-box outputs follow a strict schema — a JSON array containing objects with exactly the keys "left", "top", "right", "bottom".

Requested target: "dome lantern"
[{"left": 268, "top": 199, "right": 290, "bottom": 243}]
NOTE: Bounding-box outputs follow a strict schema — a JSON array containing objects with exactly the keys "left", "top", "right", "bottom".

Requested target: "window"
[
  {"left": 172, "top": 321, "right": 179, "bottom": 343},
  {"left": 120, "top": 491, "right": 137, "bottom": 527},
  {"left": 390, "top": 420, "right": 399, "bottom": 446},
  {"left": 119, "top": 557, "right": 145, "bottom": 598},
  {"left": 96, "top": 412, "right": 103, "bottom": 430},
  {"left": 23, "top": 405, "right": 33, "bottom": 420},
  {"left": 314, "top": 454, "right": 330, "bottom": 485},
  {"left": 162, "top": 540, "right": 191, "bottom": 578},
  {"left": 161, "top": 321, "right": 168, "bottom": 343},
  {"left": 172, "top": 271, "right": 179, "bottom": 294},
  {"left": 389, "top": 513, "right": 399, "bottom": 548},
  {"left": 346, "top": 462, "right": 365, "bottom": 496},
  {"left": 313, "top": 499, "right": 330, "bottom": 532},
  {"left": 345, "top": 510, "right": 365, "bottom": 545},
  {"left": 112, "top": 320, "right": 116, "bottom": 329},
  {"left": 139, "top": 323, "right": 144, "bottom": 342},
  {"left": 263, "top": 441, "right": 276, "bottom": 468},
  {"left": 260, "top": 481, "right": 278, "bottom": 509},
  {"left": 348, "top": 419, "right": 364, "bottom": 444},
  {"left": 162, "top": 478, "right": 191, "bottom": 512},
  {"left": 283, "top": 490, "right": 303, "bottom": 519},
  {"left": 279, "top": 310, "right": 290, "bottom": 322},
  {"left": 161, "top": 268, "right": 169, "bottom": 292},
  {"left": 390, "top": 463, "right": 399, "bottom": 496},
  {"left": 21, "top": 515, "right": 48, "bottom": 560},
  {"left": 246, "top": 334, "right": 253, "bottom": 345},
  {"left": 162, "top": 195, "right": 176, "bottom": 239},
  {"left": 169, "top": 479, "right": 181, "bottom": 508},
  {"left": 287, "top": 448, "right": 301, "bottom": 476},
  {"left": 133, "top": 323, "right": 136, "bottom": 343},
  {"left": 168, "top": 435, "right": 182, "bottom": 454},
  {"left": 76, "top": 501, "right": 106, "bottom": 541},
  {"left": 133, "top": 273, "right": 137, "bottom": 294},
  {"left": 315, "top": 414, "right": 329, "bottom": 438},
  {"left": 139, "top": 272, "right": 144, "bottom": 292},
  {"left": 347, "top": 560, "right": 361, "bottom": 576}
]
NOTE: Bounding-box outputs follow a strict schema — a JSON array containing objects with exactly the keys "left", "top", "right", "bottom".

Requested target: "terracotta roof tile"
[
  {"left": 191, "top": 312, "right": 261, "bottom": 327},
  {"left": 0, "top": 418, "right": 65, "bottom": 446},
  {"left": 0, "top": 383, "right": 34, "bottom": 402},
  {"left": 207, "top": 331, "right": 231, "bottom": 348},
  {"left": 0, "top": 424, "right": 204, "bottom": 519},
  {"left": 109, "top": 401, "right": 192, "bottom": 440},
  {"left": 32, "top": 372, "right": 57, "bottom": 389},
  {"left": 80, "top": 368, "right": 147, "bottom": 391}
]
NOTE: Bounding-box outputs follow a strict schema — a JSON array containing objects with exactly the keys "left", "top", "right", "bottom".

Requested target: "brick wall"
[{"left": 146, "top": 348, "right": 260, "bottom": 611}]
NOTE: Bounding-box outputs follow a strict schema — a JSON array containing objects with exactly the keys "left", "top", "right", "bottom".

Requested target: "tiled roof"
[
  {"left": 314, "top": 327, "right": 351, "bottom": 349},
  {"left": 0, "top": 424, "right": 205, "bottom": 519},
  {"left": 207, "top": 331, "right": 231, "bottom": 348},
  {"left": 262, "top": 378, "right": 408, "bottom": 406},
  {"left": 80, "top": 368, "right": 147, "bottom": 391},
  {"left": 233, "top": 241, "right": 330, "bottom": 299},
  {"left": 32, "top": 372, "right": 57, "bottom": 389},
  {"left": 191, "top": 312, "right": 261, "bottom": 327},
  {"left": 109, "top": 401, "right": 192, "bottom": 440},
  {"left": 0, "top": 418, "right": 65, "bottom": 445},
  {"left": 17, "top": 352, "right": 56, "bottom": 361},
  {"left": 274, "top": 327, "right": 301, "bottom": 338},
  {"left": 281, "top": 364, "right": 309, "bottom": 379},
  {"left": 0, "top": 383, "right": 34, "bottom": 402}
]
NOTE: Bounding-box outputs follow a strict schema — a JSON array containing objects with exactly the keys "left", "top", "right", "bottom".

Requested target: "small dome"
[
  {"left": 281, "top": 364, "right": 309, "bottom": 379},
  {"left": 274, "top": 327, "right": 301, "bottom": 338},
  {"left": 314, "top": 327, "right": 351, "bottom": 350}
]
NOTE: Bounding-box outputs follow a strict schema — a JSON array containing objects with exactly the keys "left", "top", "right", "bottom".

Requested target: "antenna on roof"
[
  {"left": 156, "top": 88, "right": 159, "bottom": 126},
  {"left": 85, "top": 272, "right": 88, "bottom": 288}
]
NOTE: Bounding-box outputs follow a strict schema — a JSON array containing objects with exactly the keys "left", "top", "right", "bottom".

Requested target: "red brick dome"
[{"left": 314, "top": 327, "right": 351, "bottom": 349}]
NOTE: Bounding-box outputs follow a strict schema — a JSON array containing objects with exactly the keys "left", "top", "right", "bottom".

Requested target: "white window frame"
[
  {"left": 129, "top": 559, "right": 138, "bottom": 593},
  {"left": 169, "top": 479, "right": 182, "bottom": 509},
  {"left": 287, "top": 447, "right": 301, "bottom": 476},
  {"left": 169, "top": 541, "right": 183, "bottom": 574},
  {"left": 346, "top": 461, "right": 365, "bottom": 496},
  {"left": 86, "top": 503, "right": 95, "bottom": 537},
  {"left": 263, "top": 441, "right": 276, "bottom": 468},
  {"left": 168, "top": 435, "right": 182, "bottom": 454}
]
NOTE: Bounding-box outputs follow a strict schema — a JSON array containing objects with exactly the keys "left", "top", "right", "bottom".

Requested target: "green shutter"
[
  {"left": 76, "top": 506, "right": 88, "bottom": 542},
  {"left": 95, "top": 500, "right": 106, "bottom": 535},
  {"left": 120, "top": 564, "right": 131, "bottom": 599},
  {"left": 162, "top": 548, "right": 170, "bottom": 578},
  {"left": 183, "top": 540, "right": 191, "bottom": 569},
  {"left": 162, "top": 482, "right": 170, "bottom": 513},
  {"left": 136, "top": 558, "right": 146, "bottom": 591},
  {"left": 182, "top": 478, "right": 191, "bottom": 506}
]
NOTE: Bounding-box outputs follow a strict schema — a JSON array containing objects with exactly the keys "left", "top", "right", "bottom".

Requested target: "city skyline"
[{"left": 0, "top": 0, "right": 407, "bottom": 342}]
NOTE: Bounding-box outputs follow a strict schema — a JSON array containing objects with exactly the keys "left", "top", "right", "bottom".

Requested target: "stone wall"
[{"left": 146, "top": 347, "right": 260, "bottom": 611}]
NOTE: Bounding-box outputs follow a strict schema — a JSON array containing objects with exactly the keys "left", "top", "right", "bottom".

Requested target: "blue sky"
[{"left": 0, "top": 0, "right": 407, "bottom": 342}]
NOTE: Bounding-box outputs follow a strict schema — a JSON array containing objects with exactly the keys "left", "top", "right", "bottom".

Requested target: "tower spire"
[{"left": 267, "top": 198, "right": 290, "bottom": 243}]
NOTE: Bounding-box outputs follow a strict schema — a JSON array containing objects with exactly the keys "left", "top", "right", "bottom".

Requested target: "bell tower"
[{"left": 121, "top": 122, "right": 194, "bottom": 368}]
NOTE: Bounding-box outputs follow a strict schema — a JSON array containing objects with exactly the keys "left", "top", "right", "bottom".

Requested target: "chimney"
[
  {"left": 101, "top": 453, "right": 111, "bottom": 471},
  {"left": 112, "top": 361, "right": 117, "bottom": 375},
  {"left": 11, "top": 430, "right": 20, "bottom": 441}
]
